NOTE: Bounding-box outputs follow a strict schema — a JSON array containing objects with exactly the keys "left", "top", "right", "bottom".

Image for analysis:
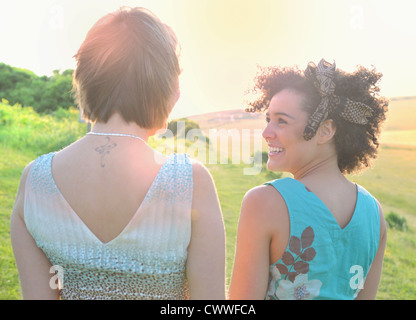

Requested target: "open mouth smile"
[{"left": 268, "top": 146, "right": 284, "bottom": 155}]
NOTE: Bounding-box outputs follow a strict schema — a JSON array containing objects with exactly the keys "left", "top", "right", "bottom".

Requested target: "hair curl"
[{"left": 246, "top": 63, "right": 389, "bottom": 174}]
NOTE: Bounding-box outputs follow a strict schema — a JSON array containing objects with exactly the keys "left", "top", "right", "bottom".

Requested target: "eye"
[
  {"left": 265, "top": 117, "right": 270, "bottom": 123},
  {"left": 277, "top": 117, "right": 287, "bottom": 124}
]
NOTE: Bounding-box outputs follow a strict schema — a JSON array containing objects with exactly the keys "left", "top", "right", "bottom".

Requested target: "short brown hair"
[
  {"left": 247, "top": 64, "right": 389, "bottom": 174},
  {"left": 73, "top": 7, "right": 181, "bottom": 129}
]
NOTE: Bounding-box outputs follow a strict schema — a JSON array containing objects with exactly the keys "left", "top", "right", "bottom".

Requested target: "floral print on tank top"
[{"left": 266, "top": 226, "right": 323, "bottom": 300}]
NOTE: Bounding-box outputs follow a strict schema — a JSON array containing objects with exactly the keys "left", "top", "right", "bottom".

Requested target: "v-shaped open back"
[
  {"left": 293, "top": 179, "right": 360, "bottom": 231},
  {"left": 49, "top": 153, "right": 171, "bottom": 245},
  {"left": 24, "top": 152, "right": 193, "bottom": 300},
  {"left": 264, "top": 177, "right": 380, "bottom": 300}
]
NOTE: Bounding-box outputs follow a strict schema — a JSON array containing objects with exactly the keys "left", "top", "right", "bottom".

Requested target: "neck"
[
  {"left": 292, "top": 152, "right": 341, "bottom": 181},
  {"left": 91, "top": 113, "right": 152, "bottom": 141}
]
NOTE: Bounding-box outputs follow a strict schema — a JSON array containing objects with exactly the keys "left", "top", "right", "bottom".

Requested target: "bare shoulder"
[
  {"left": 242, "top": 184, "right": 287, "bottom": 218},
  {"left": 191, "top": 159, "right": 214, "bottom": 182},
  {"left": 189, "top": 160, "right": 224, "bottom": 241},
  {"left": 12, "top": 160, "right": 34, "bottom": 220},
  {"left": 239, "top": 184, "right": 288, "bottom": 235},
  {"left": 21, "top": 160, "right": 34, "bottom": 179},
  {"left": 375, "top": 198, "right": 387, "bottom": 241},
  {"left": 191, "top": 160, "right": 217, "bottom": 195},
  {"left": 190, "top": 159, "right": 221, "bottom": 212}
]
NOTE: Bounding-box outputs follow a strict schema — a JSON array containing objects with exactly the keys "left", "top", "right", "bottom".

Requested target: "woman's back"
[
  {"left": 11, "top": 7, "right": 226, "bottom": 300},
  {"left": 51, "top": 134, "right": 167, "bottom": 244},
  {"left": 24, "top": 137, "right": 194, "bottom": 299},
  {"left": 264, "top": 178, "right": 380, "bottom": 300},
  {"left": 229, "top": 59, "right": 387, "bottom": 300}
]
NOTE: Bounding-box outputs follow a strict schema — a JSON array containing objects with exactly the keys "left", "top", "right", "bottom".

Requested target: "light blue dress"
[
  {"left": 264, "top": 177, "right": 380, "bottom": 300},
  {"left": 24, "top": 152, "right": 193, "bottom": 299}
]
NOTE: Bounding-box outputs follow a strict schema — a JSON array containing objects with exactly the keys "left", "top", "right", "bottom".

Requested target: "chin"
[
  {"left": 267, "top": 159, "right": 293, "bottom": 176},
  {"left": 266, "top": 160, "right": 283, "bottom": 173}
]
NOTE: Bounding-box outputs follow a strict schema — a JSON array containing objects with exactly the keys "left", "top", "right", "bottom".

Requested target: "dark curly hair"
[{"left": 246, "top": 63, "right": 389, "bottom": 174}]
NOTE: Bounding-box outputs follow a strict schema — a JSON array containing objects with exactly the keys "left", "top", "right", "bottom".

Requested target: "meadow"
[{"left": 0, "top": 97, "right": 415, "bottom": 299}]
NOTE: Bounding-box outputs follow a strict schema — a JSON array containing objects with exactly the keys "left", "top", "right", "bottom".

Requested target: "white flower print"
[
  {"left": 267, "top": 226, "right": 322, "bottom": 300},
  {"left": 266, "top": 266, "right": 281, "bottom": 299},
  {"left": 275, "top": 274, "right": 322, "bottom": 300}
]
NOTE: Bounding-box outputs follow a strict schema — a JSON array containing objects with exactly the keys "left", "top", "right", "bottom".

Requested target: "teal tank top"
[{"left": 264, "top": 177, "right": 380, "bottom": 300}]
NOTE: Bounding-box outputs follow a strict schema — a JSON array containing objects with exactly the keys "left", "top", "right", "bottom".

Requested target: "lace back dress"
[{"left": 24, "top": 152, "right": 193, "bottom": 300}]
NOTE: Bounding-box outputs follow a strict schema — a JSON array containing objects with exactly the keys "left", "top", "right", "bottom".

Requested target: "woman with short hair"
[{"left": 11, "top": 7, "right": 226, "bottom": 300}]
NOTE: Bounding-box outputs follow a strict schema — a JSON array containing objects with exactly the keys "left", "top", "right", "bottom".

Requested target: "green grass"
[
  {"left": 1, "top": 100, "right": 415, "bottom": 299},
  {"left": 347, "top": 146, "right": 416, "bottom": 299},
  {"left": 348, "top": 146, "right": 416, "bottom": 226},
  {"left": 0, "top": 100, "right": 86, "bottom": 157},
  {"left": 379, "top": 227, "right": 416, "bottom": 299},
  {"left": 0, "top": 101, "right": 86, "bottom": 299},
  {"left": 0, "top": 147, "right": 33, "bottom": 299},
  {"left": 206, "top": 163, "right": 281, "bottom": 284}
]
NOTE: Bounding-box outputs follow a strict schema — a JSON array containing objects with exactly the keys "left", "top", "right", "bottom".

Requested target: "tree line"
[
  {"left": 0, "top": 62, "right": 201, "bottom": 136},
  {"left": 0, "top": 62, "right": 74, "bottom": 114}
]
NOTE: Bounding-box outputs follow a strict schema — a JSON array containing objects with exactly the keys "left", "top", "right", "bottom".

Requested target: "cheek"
[
  {"left": 295, "top": 142, "right": 319, "bottom": 167},
  {"left": 285, "top": 136, "right": 315, "bottom": 165},
  {"left": 284, "top": 126, "right": 307, "bottom": 148}
]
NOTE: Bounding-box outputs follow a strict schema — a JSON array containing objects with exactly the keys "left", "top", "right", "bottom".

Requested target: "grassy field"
[
  {"left": 1, "top": 98, "right": 415, "bottom": 299},
  {"left": 347, "top": 146, "right": 416, "bottom": 299}
]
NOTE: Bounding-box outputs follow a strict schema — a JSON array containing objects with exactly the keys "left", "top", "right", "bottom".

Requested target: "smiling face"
[{"left": 263, "top": 89, "right": 321, "bottom": 175}]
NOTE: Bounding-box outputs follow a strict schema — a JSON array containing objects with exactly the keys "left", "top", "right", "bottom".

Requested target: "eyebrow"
[{"left": 265, "top": 111, "right": 296, "bottom": 120}]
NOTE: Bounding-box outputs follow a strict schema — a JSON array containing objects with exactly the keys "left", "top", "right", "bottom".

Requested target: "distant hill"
[
  {"left": 188, "top": 108, "right": 264, "bottom": 133},
  {"left": 188, "top": 96, "right": 416, "bottom": 132},
  {"left": 189, "top": 108, "right": 262, "bottom": 126},
  {"left": 390, "top": 96, "right": 416, "bottom": 101},
  {"left": 384, "top": 96, "right": 416, "bottom": 131}
]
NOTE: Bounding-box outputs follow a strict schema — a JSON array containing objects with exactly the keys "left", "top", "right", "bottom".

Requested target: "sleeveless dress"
[
  {"left": 24, "top": 152, "right": 193, "bottom": 300},
  {"left": 264, "top": 177, "right": 380, "bottom": 300}
]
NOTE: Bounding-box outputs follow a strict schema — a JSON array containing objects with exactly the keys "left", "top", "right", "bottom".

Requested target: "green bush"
[
  {"left": 0, "top": 100, "right": 85, "bottom": 156},
  {"left": 167, "top": 118, "right": 202, "bottom": 138},
  {"left": 385, "top": 211, "right": 407, "bottom": 231},
  {"left": 0, "top": 62, "right": 75, "bottom": 114},
  {"left": 257, "top": 150, "right": 283, "bottom": 180}
]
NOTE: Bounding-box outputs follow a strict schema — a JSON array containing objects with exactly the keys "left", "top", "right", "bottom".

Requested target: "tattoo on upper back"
[{"left": 94, "top": 137, "right": 117, "bottom": 167}]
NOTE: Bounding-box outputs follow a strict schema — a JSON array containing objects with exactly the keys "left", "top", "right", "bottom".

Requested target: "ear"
[{"left": 317, "top": 119, "right": 336, "bottom": 145}]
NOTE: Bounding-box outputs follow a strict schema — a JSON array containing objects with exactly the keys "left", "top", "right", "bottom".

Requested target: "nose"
[{"left": 262, "top": 123, "right": 273, "bottom": 142}]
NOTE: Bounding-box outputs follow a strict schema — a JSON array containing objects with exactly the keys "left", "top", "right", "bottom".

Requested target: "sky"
[{"left": 1, "top": 0, "right": 415, "bottom": 119}]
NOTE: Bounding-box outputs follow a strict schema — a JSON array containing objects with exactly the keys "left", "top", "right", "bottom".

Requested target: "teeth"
[{"left": 269, "top": 146, "right": 284, "bottom": 153}]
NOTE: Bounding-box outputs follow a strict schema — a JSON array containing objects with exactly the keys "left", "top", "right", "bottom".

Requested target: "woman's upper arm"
[
  {"left": 355, "top": 200, "right": 387, "bottom": 300},
  {"left": 228, "top": 185, "right": 286, "bottom": 300},
  {"left": 186, "top": 161, "right": 226, "bottom": 300},
  {"left": 10, "top": 162, "right": 60, "bottom": 300}
]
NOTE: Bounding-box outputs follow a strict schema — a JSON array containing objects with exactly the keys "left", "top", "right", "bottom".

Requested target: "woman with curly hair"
[{"left": 229, "top": 59, "right": 388, "bottom": 300}]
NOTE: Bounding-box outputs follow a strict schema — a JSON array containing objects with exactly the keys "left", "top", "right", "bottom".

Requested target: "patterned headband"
[{"left": 303, "top": 59, "right": 373, "bottom": 141}]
